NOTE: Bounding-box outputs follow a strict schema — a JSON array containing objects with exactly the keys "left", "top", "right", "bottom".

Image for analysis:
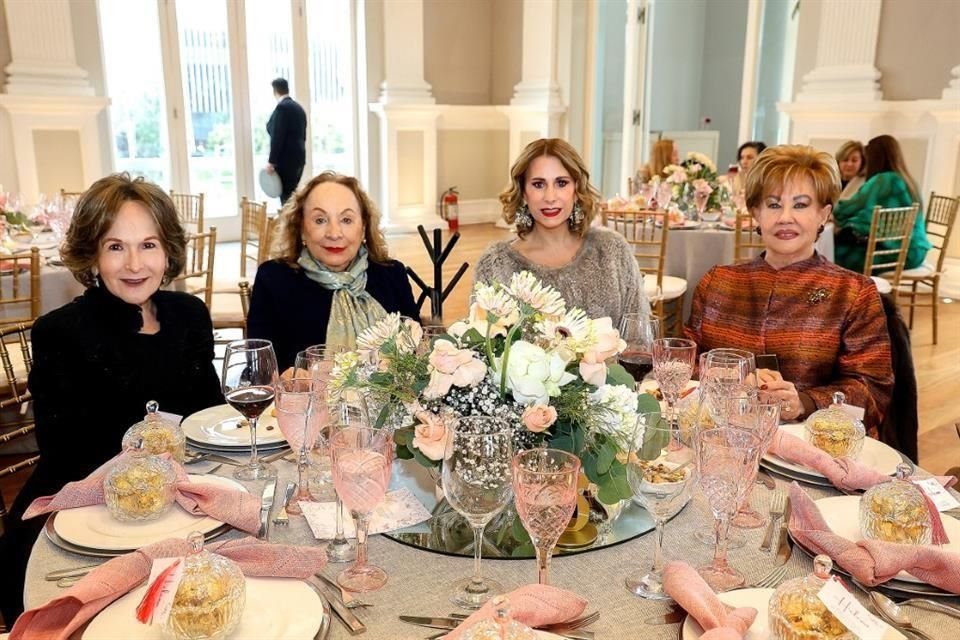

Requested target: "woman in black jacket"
[
  {"left": 0, "top": 174, "right": 222, "bottom": 624},
  {"left": 247, "top": 171, "right": 418, "bottom": 370}
]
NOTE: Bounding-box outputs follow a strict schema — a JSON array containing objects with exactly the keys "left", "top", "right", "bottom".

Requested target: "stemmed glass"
[
  {"left": 656, "top": 182, "right": 673, "bottom": 211},
  {"left": 221, "top": 339, "right": 278, "bottom": 481},
  {"left": 624, "top": 412, "right": 697, "bottom": 599},
  {"left": 652, "top": 338, "right": 697, "bottom": 434},
  {"left": 731, "top": 401, "right": 782, "bottom": 529},
  {"left": 618, "top": 314, "right": 661, "bottom": 389},
  {"left": 330, "top": 426, "right": 393, "bottom": 592},
  {"left": 512, "top": 449, "right": 580, "bottom": 586},
  {"left": 696, "top": 427, "right": 762, "bottom": 591},
  {"left": 442, "top": 416, "right": 513, "bottom": 608},
  {"left": 275, "top": 375, "right": 327, "bottom": 515}
]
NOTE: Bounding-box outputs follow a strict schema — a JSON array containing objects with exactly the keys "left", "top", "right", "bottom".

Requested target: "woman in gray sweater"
[{"left": 475, "top": 138, "right": 649, "bottom": 327}]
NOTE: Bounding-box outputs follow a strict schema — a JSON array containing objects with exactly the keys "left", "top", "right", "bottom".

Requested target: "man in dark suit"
[{"left": 266, "top": 78, "right": 307, "bottom": 203}]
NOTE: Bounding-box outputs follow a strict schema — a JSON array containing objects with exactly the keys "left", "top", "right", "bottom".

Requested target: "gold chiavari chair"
[
  {"left": 863, "top": 204, "right": 919, "bottom": 297},
  {"left": 897, "top": 193, "right": 959, "bottom": 344},
  {"left": 0, "top": 321, "right": 37, "bottom": 535},
  {"left": 240, "top": 197, "right": 269, "bottom": 278},
  {"left": 169, "top": 191, "right": 205, "bottom": 233},
  {"left": 172, "top": 227, "right": 217, "bottom": 309},
  {"left": 733, "top": 210, "right": 764, "bottom": 264},
  {"left": 59, "top": 188, "right": 83, "bottom": 199},
  {"left": 0, "top": 248, "right": 41, "bottom": 329}
]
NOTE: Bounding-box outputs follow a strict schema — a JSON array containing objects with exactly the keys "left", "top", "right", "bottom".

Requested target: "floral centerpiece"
[
  {"left": 328, "top": 272, "right": 659, "bottom": 503},
  {"left": 661, "top": 152, "right": 732, "bottom": 215}
]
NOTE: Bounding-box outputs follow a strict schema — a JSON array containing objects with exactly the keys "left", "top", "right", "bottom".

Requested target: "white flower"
[
  {"left": 537, "top": 307, "right": 590, "bottom": 350},
  {"left": 664, "top": 165, "right": 688, "bottom": 184},
  {"left": 686, "top": 152, "right": 716, "bottom": 173},
  {"left": 493, "top": 340, "right": 575, "bottom": 406},
  {"left": 588, "top": 384, "right": 640, "bottom": 449},
  {"left": 507, "top": 271, "right": 566, "bottom": 320},
  {"left": 327, "top": 350, "right": 362, "bottom": 403},
  {"left": 469, "top": 283, "right": 520, "bottom": 337},
  {"left": 357, "top": 313, "right": 422, "bottom": 356}
]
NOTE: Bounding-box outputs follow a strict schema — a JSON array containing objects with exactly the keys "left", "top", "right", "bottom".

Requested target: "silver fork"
[
  {"left": 272, "top": 482, "right": 297, "bottom": 526},
  {"left": 760, "top": 490, "right": 786, "bottom": 551},
  {"left": 315, "top": 571, "right": 373, "bottom": 609},
  {"left": 751, "top": 565, "right": 788, "bottom": 589}
]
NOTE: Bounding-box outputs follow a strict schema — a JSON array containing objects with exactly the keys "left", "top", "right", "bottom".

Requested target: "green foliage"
[
  {"left": 605, "top": 362, "right": 635, "bottom": 388},
  {"left": 636, "top": 392, "right": 660, "bottom": 415}
]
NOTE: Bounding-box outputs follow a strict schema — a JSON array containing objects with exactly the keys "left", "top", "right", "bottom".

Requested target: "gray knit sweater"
[{"left": 473, "top": 227, "right": 650, "bottom": 327}]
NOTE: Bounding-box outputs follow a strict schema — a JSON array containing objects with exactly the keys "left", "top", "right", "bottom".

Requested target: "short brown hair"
[
  {"left": 835, "top": 140, "right": 866, "bottom": 177},
  {"left": 61, "top": 173, "right": 186, "bottom": 288},
  {"left": 499, "top": 138, "right": 601, "bottom": 239},
  {"left": 744, "top": 145, "right": 841, "bottom": 212},
  {"left": 272, "top": 171, "right": 390, "bottom": 264}
]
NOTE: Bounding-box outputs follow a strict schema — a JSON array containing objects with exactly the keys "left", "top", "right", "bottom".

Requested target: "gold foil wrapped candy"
[
  {"left": 123, "top": 400, "right": 186, "bottom": 463},
  {"left": 860, "top": 463, "right": 932, "bottom": 545},
  {"left": 103, "top": 438, "right": 176, "bottom": 521},
  {"left": 768, "top": 555, "right": 854, "bottom": 640},
  {"left": 803, "top": 392, "right": 865, "bottom": 459}
]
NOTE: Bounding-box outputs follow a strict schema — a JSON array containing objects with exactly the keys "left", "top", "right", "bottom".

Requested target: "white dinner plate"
[
  {"left": 53, "top": 474, "right": 246, "bottom": 551},
  {"left": 182, "top": 404, "right": 285, "bottom": 448},
  {"left": 814, "top": 495, "right": 960, "bottom": 584},
  {"left": 681, "top": 587, "right": 906, "bottom": 639},
  {"left": 764, "top": 423, "right": 904, "bottom": 478},
  {"left": 83, "top": 577, "right": 328, "bottom": 640}
]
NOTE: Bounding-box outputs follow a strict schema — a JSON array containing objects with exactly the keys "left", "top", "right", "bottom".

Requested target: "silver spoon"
[
  {"left": 870, "top": 590, "right": 960, "bottom": 621},
  {"left": 869, "top": 591, "right": 938, "bottom": 640}
]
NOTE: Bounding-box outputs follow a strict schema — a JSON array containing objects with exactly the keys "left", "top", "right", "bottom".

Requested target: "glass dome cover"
[
  {"left": 104, "top": 437, "right": 176, "bottom": 521},
  {"left": 768, "top": 555, "right": 854, "bottom": 639},
  {"left": 803, "top": 392, "right": 865, "bottom": 459},
  {"left": 459, "top": 596, "right": 537, "bottom": 640},
  {"left": 123, "top": 400, "right": 186, "bottom": 463},
  {"left": 860, "top": 463, "right": 932, "bottom": 544}
]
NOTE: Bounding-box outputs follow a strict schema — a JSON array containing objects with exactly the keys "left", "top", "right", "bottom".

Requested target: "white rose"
[{"left": 495, "top": 341, "right": 575, "bottom": 406}]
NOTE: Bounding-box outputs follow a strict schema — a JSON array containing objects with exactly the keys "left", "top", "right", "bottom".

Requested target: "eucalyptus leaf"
[
  {"left": 511, "top": 514, "right": 531, "bottom": 544},
  {"left": 596, "top": 440, "right": 617, "bottom": 474},
  {"left": 395, "top": 445, "right": 414, "bottom": 460},
  {"left": 511, "top": 542, "right": 536, "bottom": 558},
  {"left": 637, "top": 418, "right": 671, "bottom": 461},
  {"left": 605, "top": 362, "right": 636, "bottom": 388},
  {"left": 636, "top": 392, "right": 661, "bottom": 416}
]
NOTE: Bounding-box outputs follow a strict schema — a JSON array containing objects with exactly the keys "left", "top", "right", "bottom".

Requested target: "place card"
[
  {"left": 300, "top": 487, "right": 432, "bottom": 539},
  {"left": 136, "top": 557, "right": 185, "bottom": 626},
  {"left": 913, "top": 477, "right": 960, "bottom": 512},
  {"left": 817, "top": 577, "right": 890, "bottom": 639}
]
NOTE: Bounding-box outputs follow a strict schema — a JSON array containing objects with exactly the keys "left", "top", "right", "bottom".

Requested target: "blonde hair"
[
  {"left": 649, "top": 139, "right": 676, "bottom": 178},
  {"left": 498, "top": 138, "right": 601, "bottom": 239},
  {"left": 744, "top": 145, "right": 841, "bottom": 212},
  {"left": 61, "top": 173, "right": 186, "bottom": 288},
  {"left": 835, "top": 140, "right": 866, "bottom": 177},
  {"left": 272, "top": 171, "right": 390, "bottom": 265}
]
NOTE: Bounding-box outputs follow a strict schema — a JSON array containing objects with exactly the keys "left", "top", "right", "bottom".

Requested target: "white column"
[
  {"left": 942, "top": 64, "right": 960, "bottom": 102},
  {"left": 378, "top": 0, "right": 434, "bottom": 104},
  {"left": 2, "top": 0, "right": 93, "bottom": 95},
  {"left": 737, "top": 0, "right": 764, "bottom": 143},
  {"left": 796, "top": 0, "right": 883, "bottom": 102}
]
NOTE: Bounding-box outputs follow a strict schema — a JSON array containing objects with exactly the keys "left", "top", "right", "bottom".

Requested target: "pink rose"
[
  {"left": 423, "top": 340, "right": 487, "bottom": 398},
  {"left": 578, "top": 318, "right": 626, "bottom": 386},
  {"left": 522, "top": 404, "right": 558, "bottom": 433},
  {"left": 412, "top": 411, "right": 451, "bottom": 461}
]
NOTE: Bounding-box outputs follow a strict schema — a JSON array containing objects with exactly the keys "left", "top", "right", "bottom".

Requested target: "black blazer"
[
  {"left": 247, "top": 259, "right": 420, "bottom": 370},
  {"left": 266, "top": 96, "right": 307, "bottom": 173}
]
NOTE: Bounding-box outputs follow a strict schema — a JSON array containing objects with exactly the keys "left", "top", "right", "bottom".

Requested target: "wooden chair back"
[
  {"left": 59, "top": 188, "right": 83, "bottom": 199},
  {"left": 733, "top": 210, "right": 764, "bottom": 264},
  {"left": 239, "top": 280, "right": 252, "bottom": 321},
  {"left": 0, "top": 321, "right": 39, "bottom": 533},
  {"left": 923, "top": 192, "right": 960, "bottom": 272},
  {"left": 173, "top": 227, "right": 217, "bottom": 308},
  {"left": 169, "top": 191, "right": 205, "bottom": 232},
  {"left": 0, "top": 248, "right": 41, "bottom": 328},
  {"left": 240, "top": 197, "right": 269, "bottom": 277},
  {"left": 605, "top": 209, "right": 669, "bottom": 315},
  {"left": 864, "top": 204, "right": 919, "bottom": 288}
]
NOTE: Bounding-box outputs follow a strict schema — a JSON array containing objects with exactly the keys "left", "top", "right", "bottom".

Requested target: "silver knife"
[
  {"left": 45, "top": 564, "right": 101, "bottom": 581},
  {"left": 261, "top": 448, "right": 293, "bottom": 463},
  {"left": 259, "top": 479, "right": 277, "bottom": 540},
  {"left": 310, "top": 577, "right": 366, "bottom": 634},
  {"left": 775, "top": 496, "right": 793, "bottom": 565}
]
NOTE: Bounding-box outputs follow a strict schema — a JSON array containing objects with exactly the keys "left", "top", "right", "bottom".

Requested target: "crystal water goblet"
[
  {"left": 442, "top": 416, "right": 513, "bottom": 608},
  {"left": 652, "top": 338, "right": 697, "bottom": 434},
  {"left": 275, "top": 375, "right": 326, "bottom": 515},
  {"left": 221, "top": 339, "right": 278, "bottom": 481},
  {"left": 731, "top": 401, "right": 782, "bottom": 529},
  {"left": 330, "top": 426, "right": 393, "bottom": 592},
  {"left": 512, "top": 449, "right": 580, "bottom": 586}
]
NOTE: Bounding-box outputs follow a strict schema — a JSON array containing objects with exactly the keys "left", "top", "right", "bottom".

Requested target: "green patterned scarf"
[{"left": 297, "top": 245, "right": 387, "bottom": 351}]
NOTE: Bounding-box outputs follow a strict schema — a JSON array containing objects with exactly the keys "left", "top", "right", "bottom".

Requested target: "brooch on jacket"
[{"left": 807, "top": 288, "right": 830, "bottom": 305}]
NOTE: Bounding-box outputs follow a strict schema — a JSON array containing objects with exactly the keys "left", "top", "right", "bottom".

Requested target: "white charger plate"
[
  {"left": 814, "top": 495, "right": 960, "bottom": 584},
  {"left": 83, "top": 577, "right": 328, "bottom": 640},
  {"left": 681, "top": 587, "right": 906, "bottom": 639},
  {"left": 182, "top": 404, "right": 285, "bottom": 448},
  {"left": 764, "top": 423, "right": 904, "bottom": 478},
  {"left": 53, "top": 474, "right": 246, "bottom": 551}
]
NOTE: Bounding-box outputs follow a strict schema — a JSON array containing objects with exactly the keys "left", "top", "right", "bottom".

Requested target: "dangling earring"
[
  {"left": 754, "top": 226, "right": 762, "bottom": 236},
  {"left": 817, "top": 224, "right": 825, "bottom": 235},
  {"left": 515, "top": 202, "right": 533, "bottom": 231},
  {"left": 568, "top": 201, "right": 584, "bottom": 230}
]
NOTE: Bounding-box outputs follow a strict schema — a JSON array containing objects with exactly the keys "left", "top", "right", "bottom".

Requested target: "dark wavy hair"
[{"left": 61, "top": 173, "right": 186, "bottom": 288}]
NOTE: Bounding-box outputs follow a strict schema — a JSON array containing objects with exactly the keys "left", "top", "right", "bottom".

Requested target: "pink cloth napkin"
[
  {"left": 10, "top": 536, "right": 328, "bottom": 640},
  {"left": 662, "top": 561, "right": 757, "bottom": 640},
  {"left": 22, "top": 452, "right": 262, "bottom": 533},
  {"left": 787, "top": 482, "right": 960, "bottom": 594},
  {"left": 442, "top": 584, "right": 587, "bottom": 639}
]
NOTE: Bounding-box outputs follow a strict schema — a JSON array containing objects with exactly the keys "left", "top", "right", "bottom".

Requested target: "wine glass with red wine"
[
  {"left": 222, "top": 339, "right": 279, "bottom": 481},
  {"left": 618, "top": 313, "right": 662, "bottom": 388}
]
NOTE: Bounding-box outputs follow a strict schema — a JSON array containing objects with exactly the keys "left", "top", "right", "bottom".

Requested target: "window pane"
[
  {"left": 306, "top": 0, "right": 355, "bottom": 175},
  {"left": 100, "top": 0, "right": 169, "bottom": 186},
  {"left": 245, "top": 0, "right": 294, "bottom": 203},
  {"left": 176, "top": 0, "right": 237, "bottom": 216}
]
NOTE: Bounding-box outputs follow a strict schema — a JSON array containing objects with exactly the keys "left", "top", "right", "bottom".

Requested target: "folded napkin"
[
  {"left": 22, "top": 452, "right": 261, "bottom": 533},
  {"left": 442, "top": 584, "right": 587, "bottom": 639},
  {"left": 662, "top": 561, "right": 757, "bottom": 640},
  {"left": 10, "top": 536, "right": 328, "bottom": 640},
  {"left": 787, "top": 482, "right": 960, "bottom": 594}
]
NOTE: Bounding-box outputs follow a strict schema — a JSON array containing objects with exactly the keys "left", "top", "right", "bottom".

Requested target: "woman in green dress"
[{"left": 833, "top": 134, "right": 931, "bottom": 273}]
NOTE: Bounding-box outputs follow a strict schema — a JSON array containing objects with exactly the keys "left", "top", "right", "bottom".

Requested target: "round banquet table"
[
  {"left": 0, "top": 235, "right": 85, "bottom": 323},
  {"left": 667, "top": 223, "right": 835, "bottom": 320},
  {"left": 24, "top": 457, "right": 960, "bottom": 639}
]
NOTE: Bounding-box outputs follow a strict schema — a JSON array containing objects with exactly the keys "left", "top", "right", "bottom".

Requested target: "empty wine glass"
[
  {"left": 330, "top": 426, "right": 393, "bottom": 592},
  {"left": 221, "top": 339, "right": 278, "bottom": 481},
  {"left": 696, "top": 427, "right": 762, "bottom": 591},
  {"left": 699, "top": 348, "right": 755, "bottom": 389},
  {"left": 442, "top": 416, "right": 513, "bottom": 608},
  {"left": 652, "top": 338, "right": 697, "bottom": 434},
  {"left": 275, "top": 376, "right": 326, "bottom": 516},
  {"left": 512, "top": 449, "right": 580, "bottom": 586},
  {"left": 625, "top": 412, "right": 697, "bottom": 599},
  {"left": 731, "top": 401, "right": 782, "bottom": 529},
  {"left": 618, "top": 314, "right": 661, "bottom": 388}
]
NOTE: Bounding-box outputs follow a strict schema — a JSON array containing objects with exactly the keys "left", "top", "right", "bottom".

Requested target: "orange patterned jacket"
[{"left": 684, "top": 253, "right": 894, "bottom": 431}]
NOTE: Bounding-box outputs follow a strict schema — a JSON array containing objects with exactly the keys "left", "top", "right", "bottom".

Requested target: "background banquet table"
[
  {"left": 0, "top": 236, "right": 84, "bottom": 323},
  {"left": 667, "top": 223, "right": 835, "bottom": 319},
  {"left": 24, "top": 457, "right": 960, "bottom": 639}
]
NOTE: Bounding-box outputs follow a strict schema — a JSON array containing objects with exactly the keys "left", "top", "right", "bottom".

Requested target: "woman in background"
[
  {"left": 835, "top": 140, "right": 866, "bottom": 200},
  {"left": 729, "top": 141, "right": 768, "bottom": 193},
  {"left": 638, "top": 138, "right": 679, "bottom": 183}
]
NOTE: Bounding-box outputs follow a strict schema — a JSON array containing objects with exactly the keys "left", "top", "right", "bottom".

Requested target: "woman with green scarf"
[{"left": 247, "top": 171, "right": 419, "bottom": 369}]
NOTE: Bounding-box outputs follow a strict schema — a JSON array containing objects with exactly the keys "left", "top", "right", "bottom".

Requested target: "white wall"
[
  {"left": 876, "top": 0, "right": 960, "bottom": 100},
  {"left": 70, "top": 0, "right": 111, "bottom": 183},
  {"left": 0, "top": 1, "right": 16, "bottom": 192},
  {"left": 490, "top": 0, "right": 522, "bottom": 105},
  {"left": 423, "top": 0, "right": 493, "bottom": 105},
  {"left": 649, "top": 0, "right": 706, "bottom": 134},
  {"left": 700, "top": 0, "right": 747, "bottom": 168}
]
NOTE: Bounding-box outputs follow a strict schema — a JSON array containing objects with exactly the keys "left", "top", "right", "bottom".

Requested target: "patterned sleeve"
[
  {"left": 683, "top": 267, "right": 714, "bottom": 348},
  {"left": 802, "top": 278, "right": 893, "bottom": 430}
]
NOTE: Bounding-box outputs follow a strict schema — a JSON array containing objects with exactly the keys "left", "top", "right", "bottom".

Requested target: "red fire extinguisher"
[{"left": 442, "top": 187, "right": 459, "bottom": 232}]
